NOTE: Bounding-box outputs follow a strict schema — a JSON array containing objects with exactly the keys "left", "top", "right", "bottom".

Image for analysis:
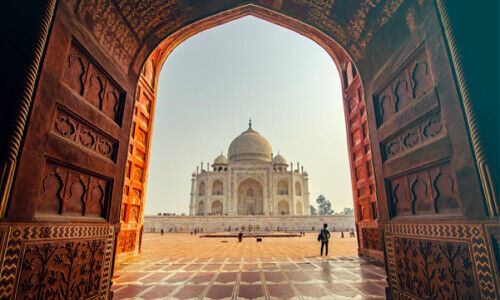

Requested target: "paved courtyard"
[{"left": 112, "top": 233, "right": 387, "bottom": 299}]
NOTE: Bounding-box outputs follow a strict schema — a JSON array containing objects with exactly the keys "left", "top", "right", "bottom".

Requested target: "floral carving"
[
  {"left": 19, "top": 240, "right": 105, "bottom": 299},
  {"left": 382, "top": 114, "right": 444, "bottom": 160},
  {"left": 78, "top": 128, "right": 95, "bottom": 148},
  {"left": 53, "top": 109, "right": 116, "bottom": 160},
  {"left": 394, "top": 238, "right": 476, "bottom": 299},
  {"left": 402, "top": 129, "right": 419, "bottom": 148},
  {"left": 97, "top": 139, "right": 113, "bottom": 157},
  {"left": 423, "top": 116, "right": 442, "bottom": 138},
  {"left": 54, "top": 115, "right": 76, "bottom": 137},
  {"left": 362, "top": 228, "right": 382, "bottom": 251}
]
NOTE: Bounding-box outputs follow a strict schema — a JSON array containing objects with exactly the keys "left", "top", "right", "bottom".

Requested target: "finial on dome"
[{"left": 249, "top": 118, "right": 252, "bottom": 129}]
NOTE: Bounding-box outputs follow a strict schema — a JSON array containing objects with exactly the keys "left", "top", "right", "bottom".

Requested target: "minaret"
[{"left": 190, "top": 172, "right": 197, "bottom": 215}]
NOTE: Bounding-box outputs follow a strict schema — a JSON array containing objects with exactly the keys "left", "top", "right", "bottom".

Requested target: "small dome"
[
  {"left": 272, "top": 154, "right": 287, "bottom": 165},
  {"left": 228, "top": 125, "right": 272, "bottom": 163},
  {"left": 213, "top": 154, "right": 228, "bottom": 165}
]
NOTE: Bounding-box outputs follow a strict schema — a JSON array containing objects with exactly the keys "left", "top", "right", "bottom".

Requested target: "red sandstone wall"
[
  {"left": 341, "top": 61, "right": 383, "bottom": 261},
  {"left": 116, "top": 58, "right": 157, "bottom": 260}
]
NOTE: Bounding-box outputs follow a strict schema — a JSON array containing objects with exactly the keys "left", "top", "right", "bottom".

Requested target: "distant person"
[
  {"left": 161, "top": 229, "right": 164, "bottom": 235},
  {"left": 238, "top": 231, "right": 243, "bottom": 242},
  {"left": 341, "top": 231, "right": 344, "bottom": 238},
  {"left": 317, "top": 224, "right": 331, "bottom": 256},
  {"left": 350, "top": 229, "right": 355, "bottom": 237}
]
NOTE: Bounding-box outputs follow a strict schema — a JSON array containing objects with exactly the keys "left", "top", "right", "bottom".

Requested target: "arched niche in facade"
[
  {"left": 211, "top": 200, "right": 223, "bottom": 215},
  {"left": 295, "top": 181, "right": 302, "bottom": 196},
  {"left": 237, "top": 178, "right": 263, "bottom": 215},
  {"left": 278, "top": 200, "right": 290, "bottom": 215},
  {"left": 198, "top": 181, "right": 205, "bottom": 196},
  {"left": 296, "top": 201, "right": 303, "bottom": 215},
  {"left": 212, "top": 180, "right": 223, "bottom": 195},
  {"left": 277, "top": 180, "right": 288, "bottom": 195}
]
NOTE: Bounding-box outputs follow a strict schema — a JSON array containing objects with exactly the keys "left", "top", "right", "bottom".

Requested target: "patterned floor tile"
[
  {"left": 237, "top": 284, "right": 265, "bottom": 299},
  {"left": 112, "top": 233, "right": 387, "bottom": 299},
  {"left": 140, "top": 285, "right": 178, "bottom": 300},
  {"left": 267, "top": 283, "right": 298, "bottom": 299},
  {"left": 204, "top": 284, "right": 234, "bottom": 299},
  {"left": 173, "top": 284, "right": 207, "bottom": 299}
]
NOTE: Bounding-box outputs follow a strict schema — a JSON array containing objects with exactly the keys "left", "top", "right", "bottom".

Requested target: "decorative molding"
[
  {"left": 0, "top": 224, "right": 114, "bottom": 299},
  {"left": 385, "top": 223, "right": 498, "bottom": 299}
]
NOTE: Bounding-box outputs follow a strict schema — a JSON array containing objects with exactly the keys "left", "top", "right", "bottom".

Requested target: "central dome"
[{"left": 228, "top": 126, "right": 272, "bottom": 162}]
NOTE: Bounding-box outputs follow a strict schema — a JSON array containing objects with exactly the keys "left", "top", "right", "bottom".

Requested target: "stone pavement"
[{"left": 112, "top": 233, "right": 387, "bottom": 299}]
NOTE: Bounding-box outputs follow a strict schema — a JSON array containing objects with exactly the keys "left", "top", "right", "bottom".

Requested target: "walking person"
[{"left": 317, "top": 224, "right": 330, "bottom": 256}]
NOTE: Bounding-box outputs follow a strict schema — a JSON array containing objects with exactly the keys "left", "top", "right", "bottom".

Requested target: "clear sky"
[{"left": 144, "top": 16, "right": 352, "bottom": 215}]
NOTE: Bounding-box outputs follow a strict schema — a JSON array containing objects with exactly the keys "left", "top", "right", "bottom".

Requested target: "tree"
[
  {"left": 310, "top": 205, "right": 317, "bottom": 215},
  {"left": 342, "top": 207, "right": 354, "bottom": 215},
  {"left": 316, "top": 195, "right": 333, "bottom": 215}
]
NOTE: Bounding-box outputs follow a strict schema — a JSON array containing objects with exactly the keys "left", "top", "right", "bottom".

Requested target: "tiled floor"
[{"left": 113, "top": 233, "right": 387, "bottom": 299}]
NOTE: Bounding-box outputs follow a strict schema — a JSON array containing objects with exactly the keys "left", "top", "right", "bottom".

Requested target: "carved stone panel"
[
  {"left": 0, "top": 224, "right": 114, "bottom": 299},
  {"left": 394, "top": 237, "right": 475, "bottom": 299},
  {"left": 116, "top": 229, "right": 137, "bottom": 254},
  {"left": 385, "top": 223, "right": 497, "bottom": 300},
  {"left": 53, "top": 108, "right": 117, "bottom": 160},
  {"left": 381, "top": 114, "right": 444, "bottom": 161},
  {"left": 387, "top": 162, "right": 461, "bottom": 217},
  {"left": 361, "top": 228, "right": 382, "bottom": 251},
  {"left": 374, "top": 47, "right": 435, "bottom": 126},
  {"left": 37, "top": 160, "right": 110, "bottom": 219},
  {"left": 62, "top": 41, "right": 124, "bottom": 124}
]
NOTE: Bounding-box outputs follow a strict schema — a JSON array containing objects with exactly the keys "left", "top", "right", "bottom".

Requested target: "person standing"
[{"left": 318, "top": 224, "right": 330, "bottom": 256}]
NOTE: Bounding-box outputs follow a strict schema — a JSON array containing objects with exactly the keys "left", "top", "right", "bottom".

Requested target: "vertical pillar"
[{"left": 190, "top": 173, "right": 197, "bottom": 215}]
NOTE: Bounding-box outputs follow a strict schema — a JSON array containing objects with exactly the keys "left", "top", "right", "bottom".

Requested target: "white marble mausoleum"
[{"left": 190, "top": 121, "right": 310, "bottom": 216}]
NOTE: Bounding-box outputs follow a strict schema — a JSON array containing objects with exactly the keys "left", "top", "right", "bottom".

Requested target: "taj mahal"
[{"left": 189, "top": 121, "right": 310, "bottom": 216}]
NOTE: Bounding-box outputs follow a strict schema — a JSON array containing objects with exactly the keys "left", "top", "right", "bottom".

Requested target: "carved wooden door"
[
  {"left": 1, "top": 4, "right": 134, "bottom": 298},
  {"left": 362, "top": 1, "right": 499, "bottom": 298}
]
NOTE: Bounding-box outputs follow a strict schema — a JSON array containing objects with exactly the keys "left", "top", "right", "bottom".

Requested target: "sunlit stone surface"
[{"left": 112, "top": 233, "right": 387, "bottom": 299}]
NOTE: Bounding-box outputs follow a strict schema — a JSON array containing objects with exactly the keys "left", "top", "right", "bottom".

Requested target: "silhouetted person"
[
  {"left": 161, "top": 229, "right": 164, "bottom": 235},
  {"left": 318, "top": 224, "right": 330, "bottom": 256},
  {"left": 341, "top": 231, "right": 344, "bottom": 238},
  {"left": 238, "top": 231, "right": 243, "bottom": 242}
]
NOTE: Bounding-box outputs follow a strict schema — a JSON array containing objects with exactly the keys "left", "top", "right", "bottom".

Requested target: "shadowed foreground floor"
[{"left": 112, "top": 233, "right": 387, "bottom": 299}]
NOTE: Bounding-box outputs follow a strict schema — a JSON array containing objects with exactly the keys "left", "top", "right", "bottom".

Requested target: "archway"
[
  {"left": 198, "top": 181, "right": 206, "bottom": 196},
  {"left": 277, "top": 180, "right": 288, "bottom": 195},
  {"left": 278, "top": 200, "right": 289, "bottom": 215},
  {"left": 295, "top": 181, "right": 302, "bottom": 196},
  {"left": 212, "top": 180, "right": 223, "bottom": 195},
  {"left": 237, "top": 178, "right": 264, "bottom": 215},
  {"left": 2, "top": 1, "right": 496, "bottom": 299},
  {"left": 211, "top": 200, "right": 223, "bottom": 215},
  {"left": 296, "top": 201, "right": 303, "bottom": 215}
]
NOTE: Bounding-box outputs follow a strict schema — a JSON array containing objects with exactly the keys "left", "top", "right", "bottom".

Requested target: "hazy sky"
[{"left": 144, "top": 16, "right": 352, "bottom": 215}]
